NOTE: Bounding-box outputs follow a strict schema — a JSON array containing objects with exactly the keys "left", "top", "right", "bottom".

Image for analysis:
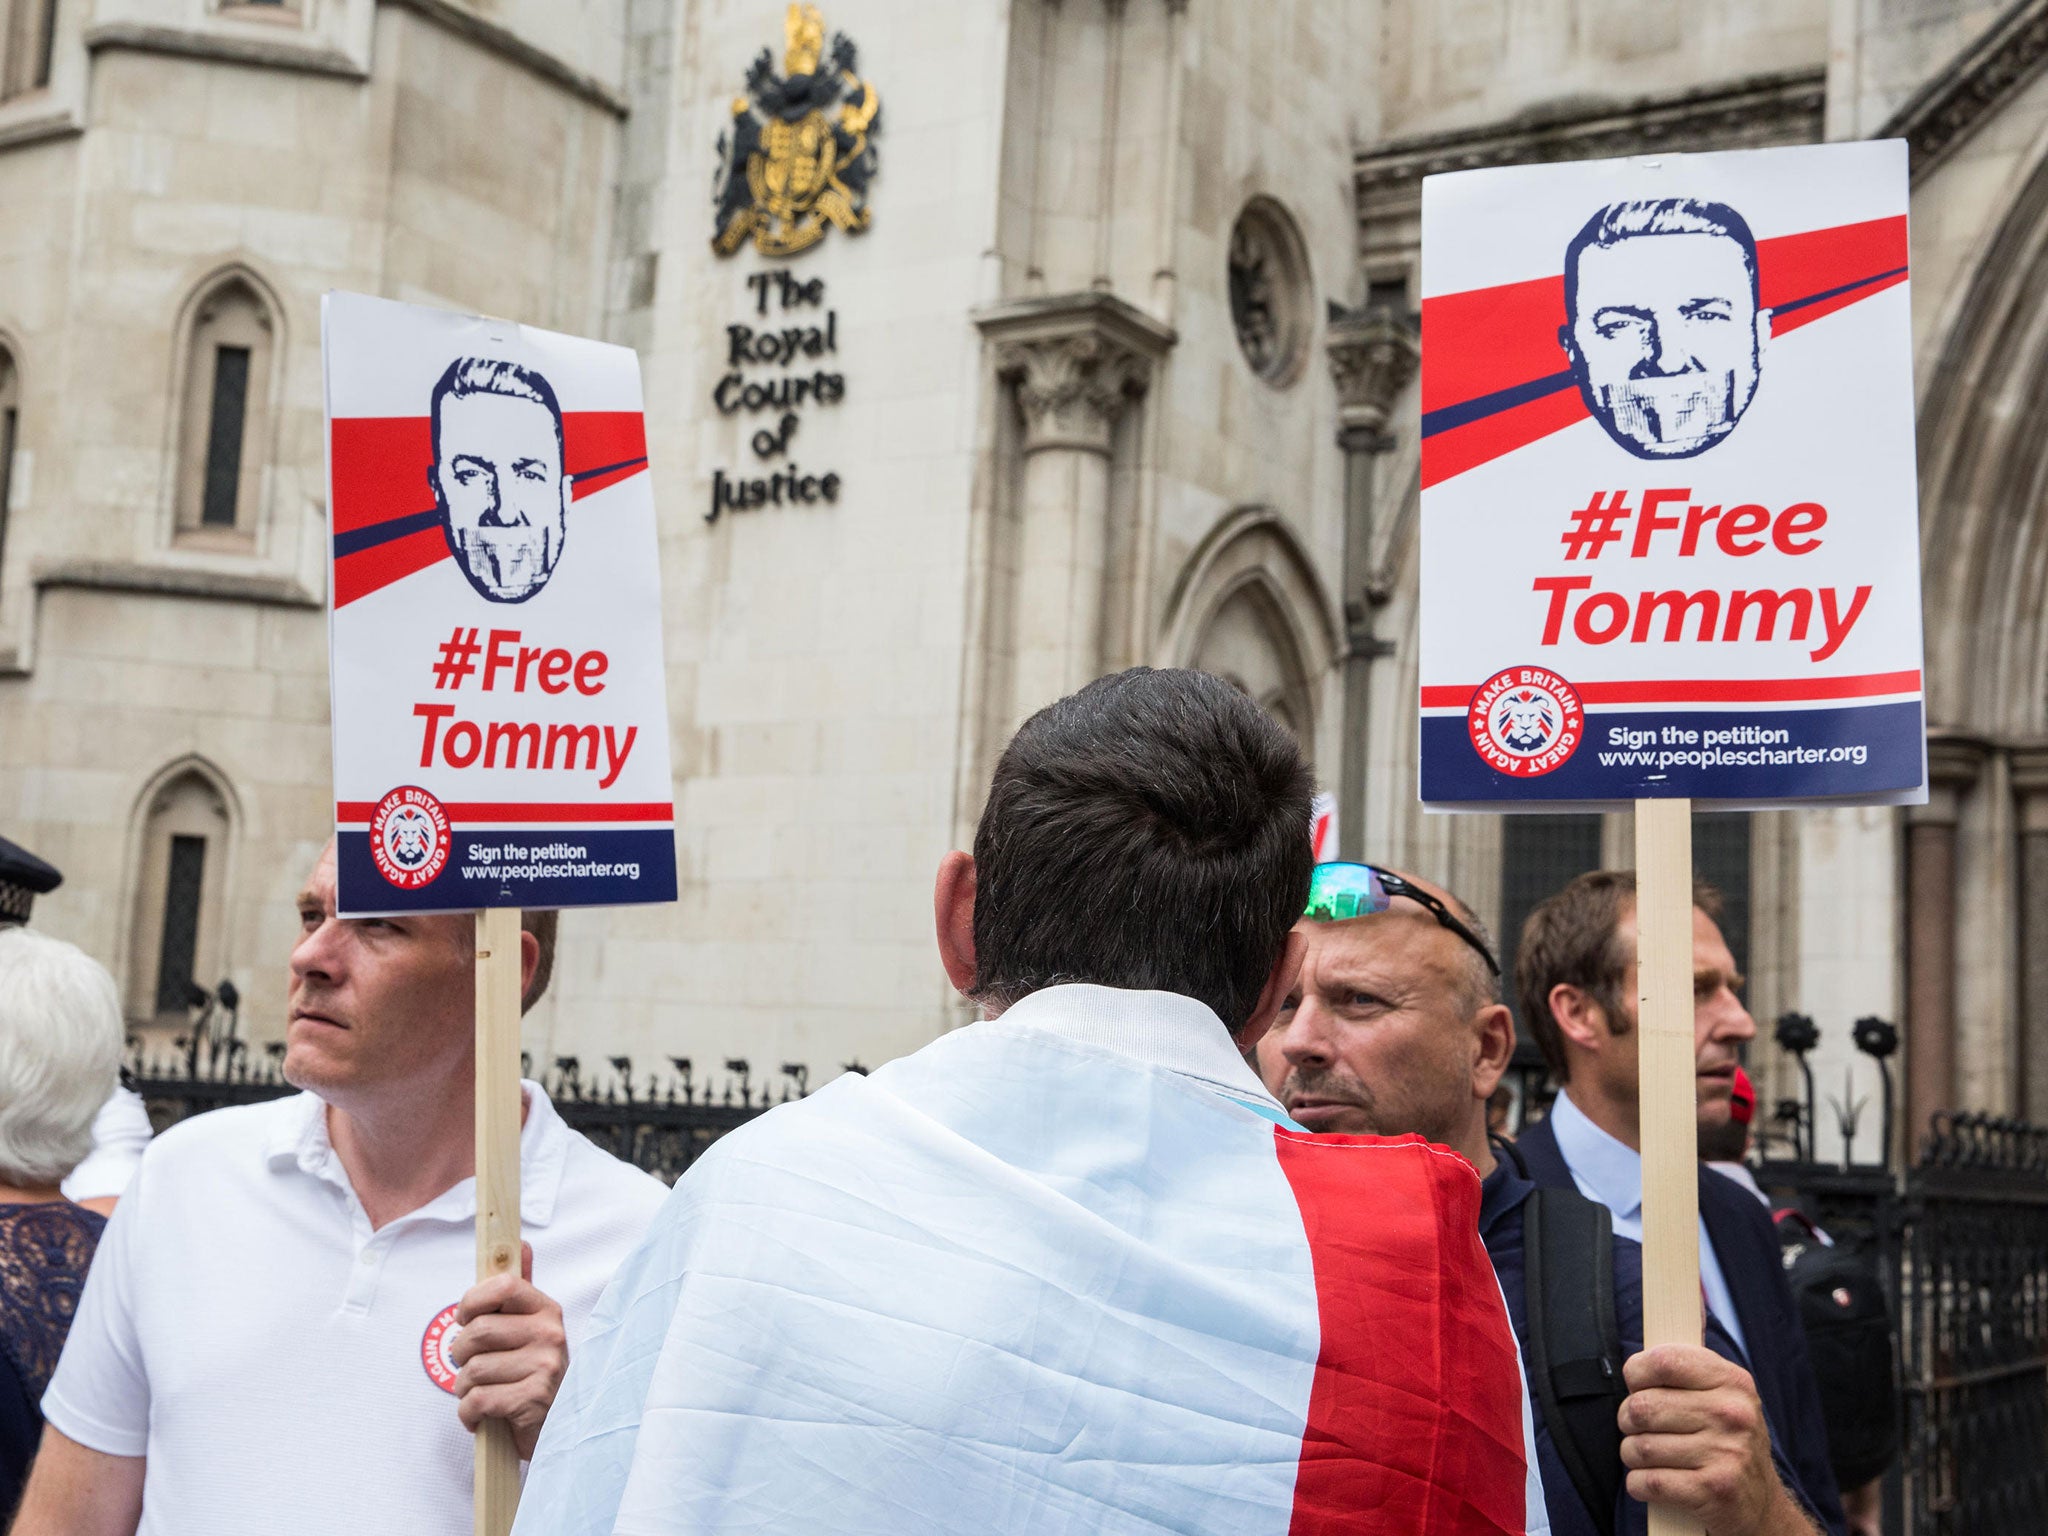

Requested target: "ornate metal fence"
[
  {"left": 1894, "top": 1115, "right": 2048, "bottom": 1535},
  {"left": 125, "top": 1017, "right": 823, "bottom": 1184},
  {"left": 1756, "top": 1015, "right": 2048, "bottom": 1536}
]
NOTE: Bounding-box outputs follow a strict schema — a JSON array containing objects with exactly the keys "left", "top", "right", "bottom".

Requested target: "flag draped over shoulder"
[{"left": 514, "top": 1016, "right": 1547, "bottom": 1536}]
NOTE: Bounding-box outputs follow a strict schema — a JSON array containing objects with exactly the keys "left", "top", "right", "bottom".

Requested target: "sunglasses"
[{"left": 1303, "top": 862, "right": 1501, "bottom": 977}]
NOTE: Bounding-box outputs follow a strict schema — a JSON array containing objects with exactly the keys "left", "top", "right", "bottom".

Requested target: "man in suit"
[{"left": 1514, "top": 871, "right": 1846, "bottom": 1535}]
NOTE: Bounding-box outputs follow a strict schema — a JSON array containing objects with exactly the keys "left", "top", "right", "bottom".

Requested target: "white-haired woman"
[{"left": 0, "top": 927, "right": 124, "bottom": 1517}]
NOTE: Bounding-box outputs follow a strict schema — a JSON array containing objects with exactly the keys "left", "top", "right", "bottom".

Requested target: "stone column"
[
  {"left": 977, "top": 293, "right": 1175, "bottom": 716},
  {"left": 1905, "top": 735, "right": 1987, "bottom": 1151},
  {"left": 2012, "top": 745, "right": 2048, "bottom": 1120},
  {"left": 1325, "top": 307, "right": 1418, "bottom": 862}
]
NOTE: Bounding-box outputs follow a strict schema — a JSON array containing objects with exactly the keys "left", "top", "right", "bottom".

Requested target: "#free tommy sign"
[
  {"left": 1418, "top": 139, "right": 1928, "bottom": 811},
  {"left": 323, "top": 292, "right": 678, "bottom": 913}
]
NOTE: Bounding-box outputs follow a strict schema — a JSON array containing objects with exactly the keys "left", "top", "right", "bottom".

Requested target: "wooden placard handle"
[
  {"left": 474, "top": 907, "right": 524, "bottom": 1536},
  {"left": 1635, "top": 798, "right": 1705, "bottom": 1536}
]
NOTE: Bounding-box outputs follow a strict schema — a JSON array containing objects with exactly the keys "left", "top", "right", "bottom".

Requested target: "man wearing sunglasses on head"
[{"left": 1257, "top": 863, "right": 1836, "bottom": 1536}]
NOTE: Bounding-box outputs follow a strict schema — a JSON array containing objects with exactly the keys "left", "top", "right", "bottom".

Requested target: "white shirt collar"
[
  {"left": 1548, "top": 1088, "right": 1643, "bottom": 1222},
  {"left": 265, "top": 1078, "right": 572, "bottom": 1227},
  {"left": 993, "top": 983, "right": 1283, "bottom": 1107}
]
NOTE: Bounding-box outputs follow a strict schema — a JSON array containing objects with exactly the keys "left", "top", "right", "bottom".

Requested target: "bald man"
[{"left": 1255, "top": 865, "right": 1836, "bottom": 1536}]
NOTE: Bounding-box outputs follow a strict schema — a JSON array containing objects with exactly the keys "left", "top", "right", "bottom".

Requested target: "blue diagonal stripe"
[{"left": 333, "top": 508, "right": 440, "bottom": 558}]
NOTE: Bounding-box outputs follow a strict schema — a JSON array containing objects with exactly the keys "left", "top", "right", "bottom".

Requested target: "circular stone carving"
[{"left": 1228, "top": 198, "right": 1312, "bottom": 386}]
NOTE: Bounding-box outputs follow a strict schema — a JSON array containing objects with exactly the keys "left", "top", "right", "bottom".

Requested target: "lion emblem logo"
[
  {"left": 1466, "top": 668, "right": 1585, "bottom": 779},
  {"left": 368, "top": 788, "right": 452, "bottom": 891},
  {"left": 385, "top": 808, "right": 435, "bottom": 870},
  {"left": 1492, "top": 690, "right": 1560, "bottom": 754}
]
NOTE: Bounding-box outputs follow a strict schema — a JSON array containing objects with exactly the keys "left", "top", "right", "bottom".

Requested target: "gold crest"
[{"left": 713, "top": 5, "right": 881, "bottom": 258}]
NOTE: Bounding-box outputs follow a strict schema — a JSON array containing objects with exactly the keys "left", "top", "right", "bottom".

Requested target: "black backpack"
[
  {"left": 1523, "top": 1184, "right": 1628, "bottom": 1535},
  {"left": 1774, "top": 1209, "right": 1898, "bottom": 1489}
]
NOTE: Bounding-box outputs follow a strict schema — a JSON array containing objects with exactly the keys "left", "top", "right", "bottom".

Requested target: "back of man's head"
[{"left": 970, "top": 668, "right": 1313, "bottom": 1034}]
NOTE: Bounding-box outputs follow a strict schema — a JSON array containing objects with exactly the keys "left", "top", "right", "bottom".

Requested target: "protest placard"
[
  {"left": 1419, "top": 139, "right": 1925, "bottom": 813},
  {"left": 1419, "top": 141, "right": 1925, "bottom": 1536},
  {"left": 324, "top": 292, "right": 677, "bottom": 1531},
  {"left": 323, "top": 292, "right": 678, "bottom": 915}
]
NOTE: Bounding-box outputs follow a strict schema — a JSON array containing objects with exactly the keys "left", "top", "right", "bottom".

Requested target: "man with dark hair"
[
  {"left": 1514, "top": 871, "right": 1845, "bottom": 1535},
  {"left": 515, "top": 670, "right": 1546, "bottom": 1536},
  {"left": 430, "top": 356, "right": 573, "bottom": 603},
  {"left": 1257, "top": 865, "right": 1833, "bottom": 1536},
  {"left": 1561, "top": 197, "right": 1771, "bottom": 459}
]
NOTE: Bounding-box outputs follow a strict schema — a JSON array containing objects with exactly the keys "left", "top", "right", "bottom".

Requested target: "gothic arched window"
[
  {"left": 174, "top": 274, "right": 277, "bottom": 545},
  {"left": 126, "top": 763, "right": 235, "bottom": 1025},
  {"left": 0, "top": 341, "right": 17, "bottom": 582},
  {"left": 1189, "top": 583, "right": 1317, "bottom": 754}
]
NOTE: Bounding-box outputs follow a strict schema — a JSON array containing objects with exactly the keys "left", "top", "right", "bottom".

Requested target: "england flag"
[{"left": 514, "top": 987, "right": 1549, "bottom": 1535}]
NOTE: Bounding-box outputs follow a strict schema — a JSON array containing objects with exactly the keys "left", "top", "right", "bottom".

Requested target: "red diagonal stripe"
[
  {"left": 1421, "top": 387, "right": 1586, "bottom": 492},
  {"left": 333, "top": 525, "right": 447, "bottom": 608},
  {"left": 565, "top": 411, "right": 647, "bottom": 476},
  {"left": 337, "top": 801, "right": 675, "bottom": 824},
  {"left": 1419, "top": 668, "right": 1923, "bottom": 709}
]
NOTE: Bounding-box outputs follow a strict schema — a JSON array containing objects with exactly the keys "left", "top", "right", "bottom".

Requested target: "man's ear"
[
  {"left": 1471, "top": 1003, "right": 1516, "bottom": 1099},
  {"left": 1754, "top": 306, "right": 1773, "bottom": 357},
  {"left": 518, "top": 928, "right": 541, "bottom": 1006},
  {"left": 1546, "top": 982, "right": 1608, "bottom": 1054},
  {"left": 1557, "top": 321, "right": 1578, "bottom": 361},
  {"left": 1237, "top": 925, "right": 1307, "bottom": 1053},
  {"left": 933, "top": 851, "right": 977, "bottom": 996}
]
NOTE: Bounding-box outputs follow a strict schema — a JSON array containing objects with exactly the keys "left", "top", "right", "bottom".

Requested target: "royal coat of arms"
[{"left": 713, "top": 5, "right": 881, "bottom": 258}]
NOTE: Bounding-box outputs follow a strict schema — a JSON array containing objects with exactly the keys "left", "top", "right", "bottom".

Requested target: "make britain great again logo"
[{"left": 1468, "top": 667, "right": 1586, "bottom": 777}]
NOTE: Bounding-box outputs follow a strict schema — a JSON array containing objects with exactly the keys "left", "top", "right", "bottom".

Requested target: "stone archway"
[
  {"left": 1161, "top": 506, "right": 1339, "bottom": 765},
  {"left": 1908, "top": 134, "right": 2048, "bottom": 1126}
]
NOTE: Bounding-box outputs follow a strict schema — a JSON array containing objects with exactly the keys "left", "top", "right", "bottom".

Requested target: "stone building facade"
[{"left": 2, "top": 0, "right": 2046, "bottom": 1158}]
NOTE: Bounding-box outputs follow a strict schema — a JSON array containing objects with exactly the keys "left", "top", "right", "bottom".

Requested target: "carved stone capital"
[
  {"left": 1927, "top": 732, "right": 1991, "bottom": 787},
  {"left": 1910, "top": 731, "right": 1993, "bottom": 826},
  {"left": 992, "top": 332, "right": 1149, "bottom": 454},
  {"left": 2012, "top": 743, "right": 2048, "bottom": 832},
  {"left": 1326, "top": 307, "right": 1418, "bottom": 439},
  {"left": 977, "top": 291, "right": 1176, "bottom": 456}
]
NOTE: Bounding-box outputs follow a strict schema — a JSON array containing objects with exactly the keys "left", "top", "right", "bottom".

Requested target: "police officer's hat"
[{"left": 0, "top": 837, "right": 62, "bottom": 926}]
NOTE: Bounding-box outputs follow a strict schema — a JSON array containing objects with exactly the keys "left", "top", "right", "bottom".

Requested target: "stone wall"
[
  {"left": 1374, "top": 0, "right": 1829, "bottom": 142},
  {"left": 0, "top": 0, "right": 626, "bottom": 1044}
]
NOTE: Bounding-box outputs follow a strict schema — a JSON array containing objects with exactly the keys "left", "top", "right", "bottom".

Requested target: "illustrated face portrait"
[
  {"left": 430, "top": 360, "right": 571, "bottom": 603},
  {"left": 1562, "top": 201, "right": 1771, "bottom": 460}
]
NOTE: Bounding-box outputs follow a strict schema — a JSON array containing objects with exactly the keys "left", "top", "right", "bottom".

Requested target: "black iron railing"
[
  {"left": 1756, "top": 1017, "right": 2048, "bottom": 1536},
  {"left": 125, "top": 1016, "right": 846, "bottom": 1184}
]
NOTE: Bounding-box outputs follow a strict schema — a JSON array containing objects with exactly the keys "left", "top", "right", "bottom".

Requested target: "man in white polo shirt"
[{"left": 17, "top": 840, "right": 666, "bottom": 1536}]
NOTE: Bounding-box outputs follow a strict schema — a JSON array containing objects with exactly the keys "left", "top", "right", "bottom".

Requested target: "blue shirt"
[{"left": 1547, "top": 1091, "right": 1748, "bottom": 1357}]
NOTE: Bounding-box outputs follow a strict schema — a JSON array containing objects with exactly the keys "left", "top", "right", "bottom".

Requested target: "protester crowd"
[{"left": 0, "top": 668, "right": 1883, "bottom": 1535}]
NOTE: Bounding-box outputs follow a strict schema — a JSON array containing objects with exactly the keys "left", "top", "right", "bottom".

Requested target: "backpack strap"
[{"left": 1523, "top": 1186, "right": 1627, "bottom": 1536}]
